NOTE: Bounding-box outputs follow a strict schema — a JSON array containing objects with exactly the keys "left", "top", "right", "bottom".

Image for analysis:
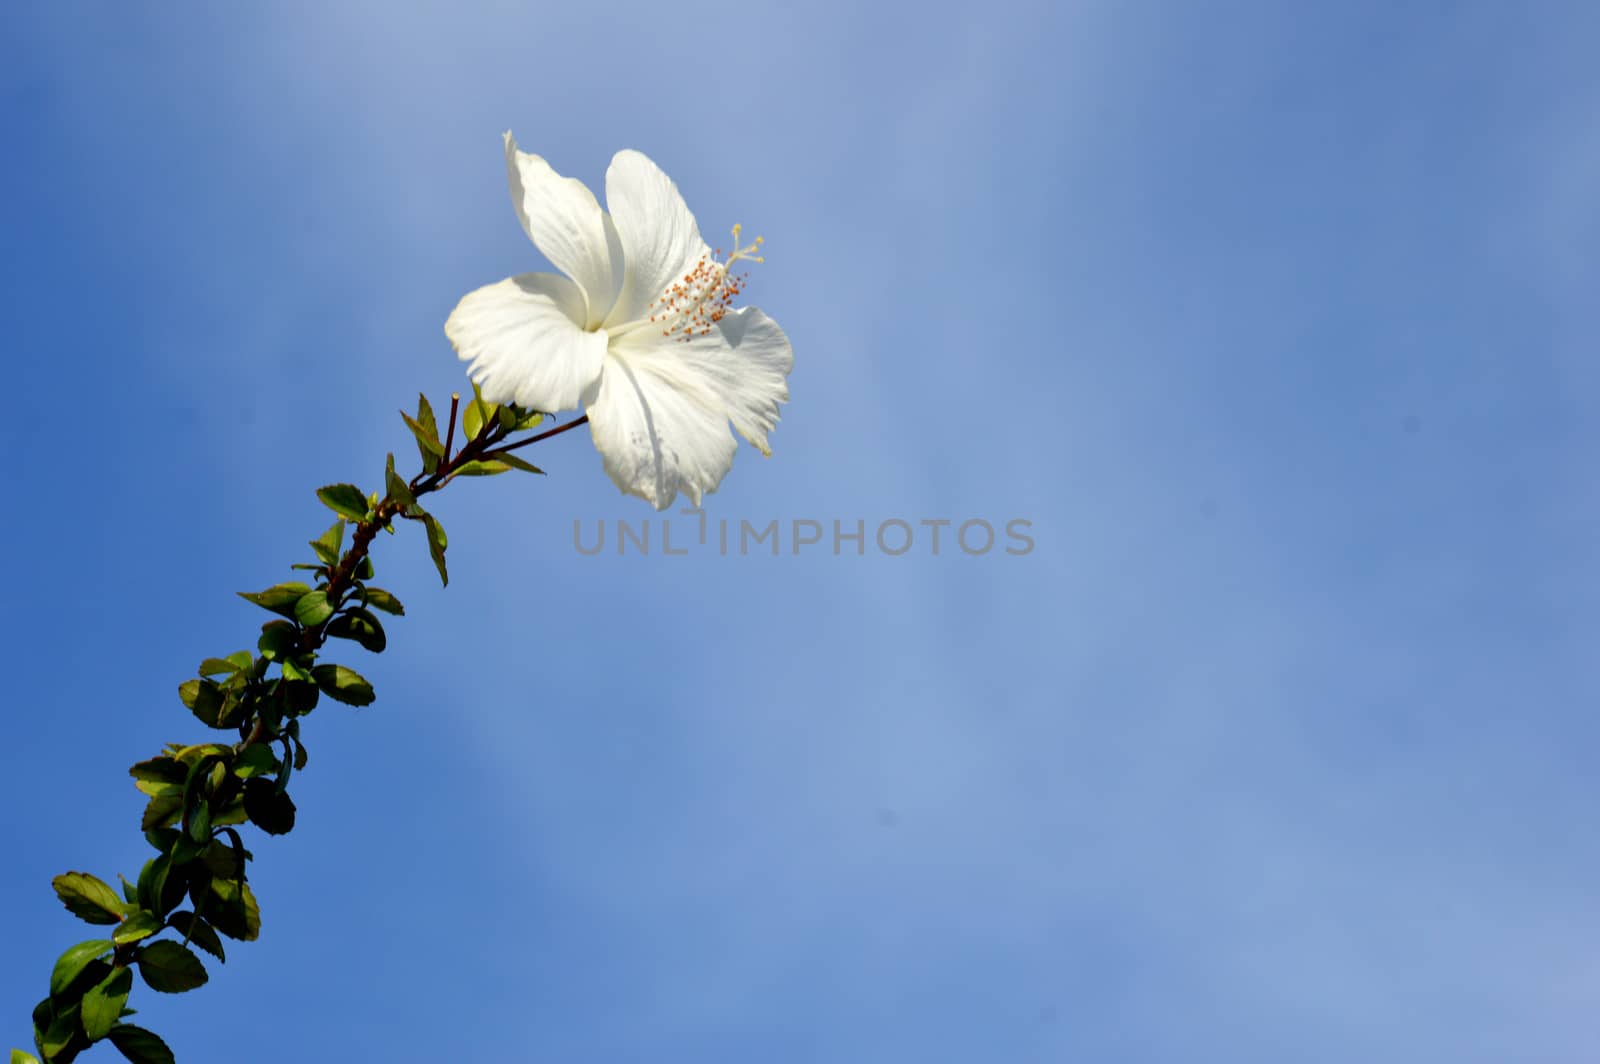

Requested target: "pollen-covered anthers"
[{"left": 649, "top": 224, "right": 765, "bottom": 342}]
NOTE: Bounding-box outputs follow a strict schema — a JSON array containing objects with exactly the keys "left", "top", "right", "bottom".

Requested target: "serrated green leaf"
[
  {"left": 132, "top": 778, "right": 180, "bottom": 798},
  {"left": 401, "top": 407, "right": 445, "bottom": 472},
  {"left": 168, "top": 831, "right": 205, "bottom": 867},
  {"left": 233, "top": 744, "right": 278, "bottom": 779},
  {"left": 135, "top": 941, "right": 207, "bottom": 994},
  {"left": 52, "top": 874, "right": 126, "bottom": 926},
  {"left": 166, "top": 912, "right": 225, "bottom": 963},
  {"left": 385, "top": 453, "right": 417, "bottom": 508},
  {"left": 293, "top": 590, "right": 335, "bottom": 627},
  {"left": 135, "top": 855, "right": 186, "bottom": 921},
  {"left": 186, "top": 800, "right": 211, "bottom": 843},
  {"left": 177, "top": 679, "right": 225, "bottom": 728},
  {"left": 452, "top": 459, "right": 512, "bottom": 476},
  {"left": 309, "top": 520, "right": 345, "bottom": 566},
  {"left": 422, "top": 513, "right": 448, "bottom": 587},
  {"left": 311, "top": 664, "right": 375, "bottom": 706},
  {"left": 198, "top": 840, "right": 245, "bottom": 882},
  {"left": 257, "top": 621, "right": 299, "bottom": 661},
  {"left": 107, "top": 1025, "right": 175, "bottom": 1064},
  {"left": 325, "top": 607, "right": 386, "bottom": 653},
  {"left": 462, "top": 394, "right": 495, "bottom": 441},
  {"left": 316, "top": 483, "right": 369, "bottom": 522},
  {"left": 363, "top": 587, "right": 405, "bottom": 615},
  {"left": 112, "top": 912, "right": 162, "bottom": 946},
  {"left": 129, "top": 758, "right": 184, "bottom": 786},
  {"left": 203, "top": 878, "right": 260, "bottom": 942},
  {"left": 39, "top": 1006, "right": 79, "bottom": 1058},
  {"left": 484, "top": 450, "right": 545, "bottom": 475},
  {"left": 141, "top": 793, "right": 182, "bottom": 832},
  {"left": 50, "top": 940, "right": 112, "bottom": 996},
  {"left": 81, "top": 965, "right": 133, "bottom": 1041},
  {"left": 242, "top": 778, "right": 296, "bottom": 835},
  {"left": 237, "top": 582, "right": 312, "bottom": 618}
]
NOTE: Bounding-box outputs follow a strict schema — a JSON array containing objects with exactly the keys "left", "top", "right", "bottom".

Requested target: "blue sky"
[{"left": 3, "top": 2, "right": 1599, "bottom": 1061}]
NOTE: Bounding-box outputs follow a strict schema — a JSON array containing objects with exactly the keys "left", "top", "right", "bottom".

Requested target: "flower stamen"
[{"left": 645, "top": 224, "right": 766, "bottom": 342}]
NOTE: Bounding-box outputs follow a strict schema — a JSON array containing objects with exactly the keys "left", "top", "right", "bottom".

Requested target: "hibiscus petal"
[
  {"left": 588, "top": 307, "right": 793, "bottom": 508},
  {"left": 445, "top": 272, "right": 608, "bottom": 412},
  {"left": 504, "top": 132, "right": 623, "bottom": 327},
  {"left": 602, "top": 149, "right": 710, "bottom": 328}
]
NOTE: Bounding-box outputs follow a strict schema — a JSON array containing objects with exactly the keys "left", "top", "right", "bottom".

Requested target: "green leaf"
[
  {"left": 81, "top": 967, "right": 133, "bottom": 1041},
  {"left": 311, "top": 664, "right": 375, "bottom": 706},
  {"left": 363, "top": 587, "right": 405, "bottom": 615},
  {"left": 281, "top": 677, "right": 320, "bottom": 715},
  {"left": 233, "top": 744, "right": 278, "bottom": 779},
  {"left": 242, "top": 778, "right": 297, "bottom": 835},
  {"left": 112, "top": 912, "right": 162, "bottom": 946},
  {"left": 168, "top": 832, "right": 206, "bottom": 866},
  {"left": 52, "top": 874, "right": 126, "bottom": 926},
  {"left": 293, "top": 590, "right": 335, "bottom": 627},
  {"left": 385, "top": 453, "right": 417, "bottom": 508},
  {"left": 50, "top": 940, "right": 112, "bottom": 996},
  {"left": 39, "top": 1006, "right": 79, "bottom": 1059},
  {"left": 257, "top": 620, "right": 299, "bottom": 660},
  {"left": 129, "top": 758, "right": 184, "bottom": 798},
  {"left": 316, "top": 483, "right": 369, "bottom": 522},
  {"left": 166, "top": 912, "right": 225, "bottom": 963},
  {"left": 325, "top": 607, "right": 386, "bottom": 653},
  {"left": 452, "top": 459, "right": 512, "bottom": 476},
  {"left": 462, "top": 394, "right": 494, "bottom": 441},
  {"left": 237, "top": 582, "right": 312, "bottom": 618},
  {"left": 309, "top": 520, "right": 345, "bottom": 566},
  {"left": 186, "top": 800, "right": 211, "bottom": 843},
  {"left": 140, "top": 794, "right": 182, "bottom": 832},
  {"left": 401, "top": 403, "right": 444, "bottom": 473},
  {"left": 484, "top": 450, "right": 545, "bottom": 475},
  {"left": 135, "top": 941, "right": 207, "bottom": 994},
  {"left": 422, "top": 513, "right": 448, "bottom": 587},
  {"left": 198, "top": 840, "right": 246, "bottom": 882},
  {"left": 177, "top": 679, "right": 225, "bottom": 727},
  {"left": 196, "top": 657, "right": 240, "bottom": 678},
  {"left": 293, "top": 737, "right": 309, "bottom": 770},
  {"left": 203, "top": 878, "right": 260, "bottom": 942},
  {"left": 514, "top": 408, "right": 545, "bottom": 430},
  {"left": 135, "top": 855, "right": 186, "bottom": 920},
  {"left": 107, "top": 1025, "right": 175, "bottom": 1064},
  {"left": 129, "top": 758, "right": 184, "bottom": 785},
  {"left": 12, "top": 1049, "right": 42, "bottom": 1064}
]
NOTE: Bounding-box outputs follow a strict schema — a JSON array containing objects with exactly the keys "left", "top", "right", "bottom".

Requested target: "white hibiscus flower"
[{"left": 445, "top": 132, "right": 793, "bottom": 510}]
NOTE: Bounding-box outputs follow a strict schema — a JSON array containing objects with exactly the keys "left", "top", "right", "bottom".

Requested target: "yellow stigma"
[{"left": 646, "top": 222, "right": 769, "bottom": 342}]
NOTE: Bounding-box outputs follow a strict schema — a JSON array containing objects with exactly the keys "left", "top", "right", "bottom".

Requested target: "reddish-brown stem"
[
  {"left": 442, "top": 393, "right": 460, "bottom": 463},
  {"left": 498, "top": 414, "right": 589, "bottom": 454}
]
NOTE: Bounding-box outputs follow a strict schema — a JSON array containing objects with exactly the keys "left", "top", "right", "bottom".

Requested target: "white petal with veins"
[
  {"left": 503, "top": 132, "right": 623, "bottom": 327},
  {"left": 446, "top": 272, "right": 607, "bottom": 412},
  {"left": 603, "top": 149, "right": 710, "bottom": 329}
]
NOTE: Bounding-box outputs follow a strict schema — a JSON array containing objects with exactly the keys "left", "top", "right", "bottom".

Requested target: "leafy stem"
[{"left": 24, "top": 391, "right": 571, "bottom": 1063}]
